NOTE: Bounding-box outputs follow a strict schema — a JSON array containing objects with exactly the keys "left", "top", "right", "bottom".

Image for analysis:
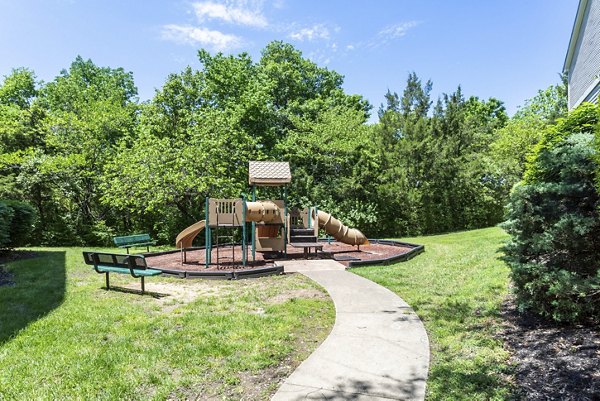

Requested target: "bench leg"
[
  {"left": 141, "top": 276, "right": 145, "bottom": 294},
  {"left": 126, "top": 247, "right": 129, "bottom": 255},
  {"left": 146, "top": 245, "right": 149, "bottom": 252},
  {"left": 105, "top": 272, "right": 110, "bottom": 290}
]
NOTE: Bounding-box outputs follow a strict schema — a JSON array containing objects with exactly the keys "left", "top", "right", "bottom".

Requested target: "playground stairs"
[{"left": 289, "top": 228, "right": 317, "bottom": 244}]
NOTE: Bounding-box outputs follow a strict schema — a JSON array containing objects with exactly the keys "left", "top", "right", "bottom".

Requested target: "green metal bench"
[
  {"left": 82, "top": 251, "right": 162, "bottom": 294},
  {"left": 113, "top": 234, "right": 156, "bottom": 254}
]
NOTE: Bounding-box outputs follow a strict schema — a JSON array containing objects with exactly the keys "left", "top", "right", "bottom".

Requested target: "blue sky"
[{"left": 0, "top": 0, "right": 578, "bottom": 120}]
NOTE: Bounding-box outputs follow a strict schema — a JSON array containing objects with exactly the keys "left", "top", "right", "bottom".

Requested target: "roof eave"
[
  {"left": 248, "top": 178, "right": 291, "bottom": 185},
  {"left": 564, "top": 0, "right": 590, "bottom": 73}
]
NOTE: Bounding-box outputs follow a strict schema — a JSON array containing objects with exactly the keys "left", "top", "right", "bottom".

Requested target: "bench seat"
[
  {"left": 82, "top": 251, "right": 161, "bottom": 294},
  {"left": 113, "top": 234, "right": 156, "bottom": 254},
  {"left": 116, "top": 241, "right": 155, "bottom": 248},
  {"left": 95, "top": 266, "right": 162, "bottom": 276}
]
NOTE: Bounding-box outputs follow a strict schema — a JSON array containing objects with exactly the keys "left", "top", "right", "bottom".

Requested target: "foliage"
[
  {"left": 3, "top": 200, "right": 36, "bottom": 247},
  {"left": 101, "top": 42, "right": 373, "bottom": 243},
  {"left": 374, "top": 73, "right": 508, "bottom": 235},
  {"left": 0, "top": 58, "right": 139, "bottom": 245},
  {"left": 0, "top": 43, "right": 561, "bottom": 245},
  {"left": 503, "top": 103, "right": 600, "bottom": 323},
  {"left": 524, "top": 102, "right": 599, "bottom": 183},
  {"left": 0, "top": 202, "right": 12, "bottom": 248},
  {"left": 489, "top": 81, "right": 568, "bottom": 190},
  {"left": 355, "top": 227, "right": 513, "bottom": 400},
  {"left": 0, "top": 200, "right": 36, "bottom": 249}
]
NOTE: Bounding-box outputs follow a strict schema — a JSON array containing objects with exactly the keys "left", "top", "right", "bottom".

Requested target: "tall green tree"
[{"left": 374, "top": 74, "right": 508, "bottom": 235}]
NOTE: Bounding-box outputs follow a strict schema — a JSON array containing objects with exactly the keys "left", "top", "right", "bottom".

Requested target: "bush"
[
  {"left": 0, "top": 202, "right": 13, "bottom": 248},
  {"left": 503, "top": 103, "right": 600, "bottom": 323},
  {"left": 0, "top": 200, "right": 36, "bottom": 249}
]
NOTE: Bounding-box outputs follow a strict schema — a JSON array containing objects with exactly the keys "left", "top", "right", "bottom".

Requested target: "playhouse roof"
[{"left": 248, "top": 161, "right": 291, "bottom": 186}]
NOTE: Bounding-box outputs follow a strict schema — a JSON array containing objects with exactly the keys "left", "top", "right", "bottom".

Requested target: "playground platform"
[{"left": 143, "top": 240, "right": 423, "bottom": 279}]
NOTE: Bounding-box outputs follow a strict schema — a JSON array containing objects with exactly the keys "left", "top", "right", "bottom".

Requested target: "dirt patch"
[
  {"left": 121, "top": 281, "right": 230, "bottom": 312},
  {"left": 0, "top": 265, "right": 15, "bottom": 287},
  {"left": 236, "top": 363, "right": 294, "bottom": 400},
  {"left": 501, "top": 297, "right": 600, "bottom": 400}
]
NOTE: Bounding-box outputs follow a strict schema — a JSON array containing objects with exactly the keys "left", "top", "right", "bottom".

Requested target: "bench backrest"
[
  {"left": 113, "top": 234, "right": 152, "bottom": 246},
  {"left": 82, "top": 251, "right": 148, "bottom": 270}
]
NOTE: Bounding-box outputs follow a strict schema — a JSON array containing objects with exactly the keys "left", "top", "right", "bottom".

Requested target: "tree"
[
  {"left": 489, "top": 80, "right": 568, "bottom": 189},
  {"left": 374, "top": 73, "right": 508, "bottom": 236},
  {"left": 101, "top": 42, "right": 373, "bottom": 243},
  {"left": 1, "top": 57, "right": 139, "bottom": 245},
  {"left": 0, "top": 68, "right": 43, "bottom": 192}
]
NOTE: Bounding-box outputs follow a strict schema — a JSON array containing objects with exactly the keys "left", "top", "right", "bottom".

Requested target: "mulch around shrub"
[
  {"left": 500, "top": 298, "right": 600, "bottom": 401},
  {"left": 0, "top": 251, "right": 39, "bottom": 287},
  {"left": 0, "top": 250, "right": 38, "bottom": 265}
]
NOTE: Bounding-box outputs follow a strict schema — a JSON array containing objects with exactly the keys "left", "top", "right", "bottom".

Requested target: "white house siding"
[{"left": 568, "top": 0, "right": 600, "bottom": 109}]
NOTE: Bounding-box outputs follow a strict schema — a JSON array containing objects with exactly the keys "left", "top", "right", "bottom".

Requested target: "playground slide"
[
  {"left": 176, "top": 220, "right": 206, "bottom": 249},
  {"left": 317, "top": 210, "right": 369, "bottom": 246}
]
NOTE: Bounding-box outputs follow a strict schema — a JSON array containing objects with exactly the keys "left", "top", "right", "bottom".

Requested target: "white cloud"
[
  {"left": 289, "top": 24, "right": 330, "bottom": 41},
  {"left": 379, "top": 21, "right": 419, "bottom": 39},
  {"left": 161, "top": 24, "right": 243, "bottom": 51},
  {"left": 192, "top": 1, "right": 267, "bottom": 28},
  {"left": 307, "top": 50, "right": 330, "bottom": 66},
  {"left": 271, "top": 0, "right": 285, "bottom": 9}
]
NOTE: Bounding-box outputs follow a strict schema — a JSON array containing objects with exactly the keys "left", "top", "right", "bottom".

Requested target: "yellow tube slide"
[
  {"left": 245, "top": 201, "right": 280, "bottom": 223},
  {"left": 317, "top": 210, "right": 369, "bottom": 246},
  {"left": 176, "top": 220, "right": 206, "bottom": 249}
]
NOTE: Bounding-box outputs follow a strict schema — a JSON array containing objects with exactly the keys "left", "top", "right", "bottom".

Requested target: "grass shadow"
[{"left": 0, "top": 250, "right": 66, "bottom": 345}]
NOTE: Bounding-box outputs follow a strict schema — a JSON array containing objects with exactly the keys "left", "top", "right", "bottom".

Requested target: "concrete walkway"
[{"left": 272, "top": 260, "right": 430, "bottom": 401}]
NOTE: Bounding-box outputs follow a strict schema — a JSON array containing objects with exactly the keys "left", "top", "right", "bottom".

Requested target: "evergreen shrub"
[
  {"left": 0, "top": 200, "right": 36, "bottom": 249},
  {"left": 503, "top": 103, "right": 600, "bottom": 323}
]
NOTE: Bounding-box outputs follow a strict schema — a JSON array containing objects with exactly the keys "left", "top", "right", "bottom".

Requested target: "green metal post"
[
  {"left": 283, "top": 186, "right": 288, "bottom": 257},
  {"left": 242, "top": 195, "right": 247, "bottom": 266},
  {"left": 251, "top": 185, "right": 256, "bottom": 263},
  {"left": 205, "top": 197, "right": 210, "bottom": 267}
]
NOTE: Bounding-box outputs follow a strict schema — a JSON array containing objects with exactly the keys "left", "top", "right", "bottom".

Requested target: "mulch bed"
[
  {"left": 0, "top": 250, "right": 38, "bottom": 265},
  {"left": 0, "top": 265, "right": 15, "bottom": 287},
  {"left": 500, "top": 297, "right": 600, "bottom": 401},
  {"left": 0, "top": 251, "right": 39, "bottom": 287},
  {"left": 145, "top": 241, "right": 415, "bottom": 272}
]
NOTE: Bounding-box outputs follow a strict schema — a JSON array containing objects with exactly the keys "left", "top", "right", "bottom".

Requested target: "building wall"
[{"left": 568, "top": 0, "right": 600, "bottom": 109}]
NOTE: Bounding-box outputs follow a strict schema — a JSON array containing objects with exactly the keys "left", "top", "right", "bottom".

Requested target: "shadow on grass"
[
  {"left": 0, "top": 251, "right": 66, "bottom": 345},
  {"left": 413, "top": 297, "right": 512, "bottom": 399},
  {"left": 427, "top": 361, "right": 511, "bottom": 399}
]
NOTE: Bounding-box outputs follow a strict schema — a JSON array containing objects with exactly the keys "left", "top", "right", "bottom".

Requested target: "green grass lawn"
[
  {"left": 354, "top": 227, "right": 513, "bottom": 401},
  {"left": 1, "top": 228, "right": 514, "bottom": 400},
  {"left": 0, "top": 248, "right": 334, "bottom": 400}
]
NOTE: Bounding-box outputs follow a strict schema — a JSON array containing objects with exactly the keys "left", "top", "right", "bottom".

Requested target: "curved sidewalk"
[{"left": 272, "top": 260, "right": 430, "bottom": 401}]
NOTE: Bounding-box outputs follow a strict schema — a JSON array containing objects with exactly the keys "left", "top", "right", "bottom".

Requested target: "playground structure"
[{"left": 175, "top": 161, "right": 369, "bottom": 267}]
